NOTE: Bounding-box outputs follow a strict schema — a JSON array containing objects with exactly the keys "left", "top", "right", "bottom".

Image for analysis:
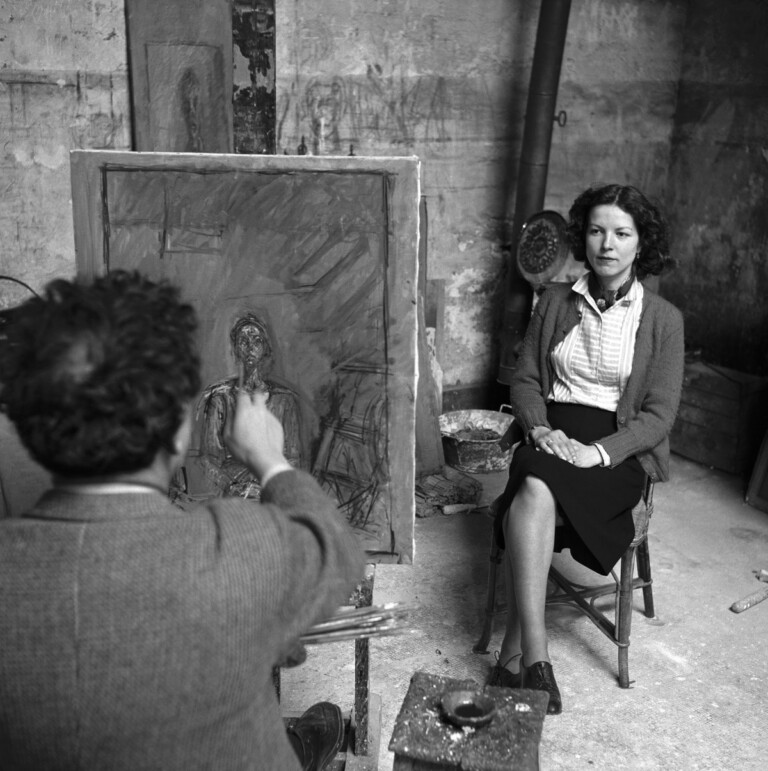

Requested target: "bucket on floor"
[{"left": 439, "top": 409, "right": 515, "bottom": 474}]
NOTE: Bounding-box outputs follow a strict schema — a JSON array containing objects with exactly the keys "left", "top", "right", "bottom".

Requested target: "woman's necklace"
[{"left": 592, "top": 270, "right": 634, "bottom": 311}]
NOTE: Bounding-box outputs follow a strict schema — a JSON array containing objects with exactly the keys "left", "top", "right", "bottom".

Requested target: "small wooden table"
[{"left": 389, "top": 671, "right": 547, "bottom": 771}]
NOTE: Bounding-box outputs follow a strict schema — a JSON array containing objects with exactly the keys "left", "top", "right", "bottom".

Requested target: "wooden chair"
[{"left": 473, "top": 477, "right": 656, "bottom": 688}]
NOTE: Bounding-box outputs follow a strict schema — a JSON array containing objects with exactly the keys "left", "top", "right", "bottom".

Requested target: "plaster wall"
[
  {"left": 548, "top": 0, "right": 686, "bottom": 212},
  {"left": 664, "top": 0, "right": 768, "bottom": 375},
  {"left": 0, "top": 0, "right": 130, "bottom": 308},
  {"left": 1, "top": 0, "right": 688, "bottom": 392},
  {"left": 277, "top": 0, "right": 687, "bottom": 393}
]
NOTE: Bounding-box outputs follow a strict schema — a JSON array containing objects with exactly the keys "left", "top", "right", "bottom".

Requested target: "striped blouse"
[{"left": 549, "top": 273, "right": 644, "bottom": 412}]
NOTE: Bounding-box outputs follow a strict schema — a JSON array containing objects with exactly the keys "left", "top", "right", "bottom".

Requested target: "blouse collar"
[{"left": 572, "top": 272, "right": 641, "bottom": 312}]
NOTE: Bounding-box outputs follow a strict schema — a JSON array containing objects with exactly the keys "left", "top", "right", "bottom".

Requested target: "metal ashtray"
[{"left": 440, "top": 689, "right": 496, "bottom": 728}]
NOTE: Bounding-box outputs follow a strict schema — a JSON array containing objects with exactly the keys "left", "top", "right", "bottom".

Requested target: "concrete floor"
[{"left": 282, "top": 454, "right": 768, "bottom": 770}]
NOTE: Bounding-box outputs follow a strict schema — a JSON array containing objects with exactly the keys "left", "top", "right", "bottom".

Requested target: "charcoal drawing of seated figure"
[{"left": 197, "top": 313, "right": 302, "bottom": 499}]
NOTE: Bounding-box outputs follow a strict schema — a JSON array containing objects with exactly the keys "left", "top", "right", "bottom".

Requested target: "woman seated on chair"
[{"left": 488, "top": 184, "right": 685, "bottom": 714}]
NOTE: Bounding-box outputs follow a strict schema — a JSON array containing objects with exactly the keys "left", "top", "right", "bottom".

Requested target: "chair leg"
[
  {"left": 473, "top": 541, "right": 502, "bottom": 653},
  {"left": 636, "top": 537, "right": 655, "bottom": 618},
  {"left": 618, "top": 644, "right": 630, "bottom": 689},
  {"left": 616, "top": 547, "right": 637, "bottom": 688}
]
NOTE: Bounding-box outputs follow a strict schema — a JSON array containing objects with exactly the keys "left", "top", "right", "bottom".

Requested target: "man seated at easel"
[{"left": 0, "top": 270, "right": 363, "bottom": 771}]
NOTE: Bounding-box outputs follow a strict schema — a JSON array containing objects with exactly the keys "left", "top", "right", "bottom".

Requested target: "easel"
[{"left": 277, "top": 565, "right": 381, "bottom": 770}]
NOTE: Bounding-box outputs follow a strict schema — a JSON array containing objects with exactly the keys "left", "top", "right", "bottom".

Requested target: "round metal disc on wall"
[{"left": 516, "top": 210, "right": 570, "bottom": 286}]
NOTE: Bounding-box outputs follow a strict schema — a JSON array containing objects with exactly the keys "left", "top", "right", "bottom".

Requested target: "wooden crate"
[
  {"left": 746, "top": 428, "right": 768, "bottom": 513},
  {"left": 670, "top": 361, "right": 768, "bottom": 475}
]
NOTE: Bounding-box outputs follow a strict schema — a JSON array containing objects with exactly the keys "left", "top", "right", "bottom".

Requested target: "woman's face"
[{"left": 585, "top": 204, "right": 640, "bottom": 290}]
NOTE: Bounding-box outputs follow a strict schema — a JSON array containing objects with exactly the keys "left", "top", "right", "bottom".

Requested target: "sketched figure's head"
[
  {"left": 229, "top": 314, "right": 273, "bottom": 371},
  {"left": 0, "top": 270, "right": 200, "bottom": 477}
]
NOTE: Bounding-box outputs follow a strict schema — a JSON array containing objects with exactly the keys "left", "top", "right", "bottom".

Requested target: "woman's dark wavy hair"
[
  {"left": 565, "top": 184, "right": 674, "bottom": 279},
  {"left": 0, "top": 270, "right": 201, "bottom": 477}
]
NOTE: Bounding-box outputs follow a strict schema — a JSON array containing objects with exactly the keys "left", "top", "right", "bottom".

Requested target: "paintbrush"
[{"left": 300, "top": 603, "right": 416, "bottom": 645}]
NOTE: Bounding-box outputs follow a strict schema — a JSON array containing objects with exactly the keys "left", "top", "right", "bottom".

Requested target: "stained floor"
[{"left": 281, "top": 454, "right": 768, "bottom": 770}]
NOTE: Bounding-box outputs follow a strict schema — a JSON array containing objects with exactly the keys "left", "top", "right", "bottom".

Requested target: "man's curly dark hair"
[
  {"left": 565, "top": 184, "right": 674, "bottom": 279},
  {"left": 0, "top": 270, "right": 201, "bottom": 477}
]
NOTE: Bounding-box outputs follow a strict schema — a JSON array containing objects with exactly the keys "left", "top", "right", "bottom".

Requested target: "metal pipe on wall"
[{"left": 497, "top": 0, "right": 571, "bottom": 385}]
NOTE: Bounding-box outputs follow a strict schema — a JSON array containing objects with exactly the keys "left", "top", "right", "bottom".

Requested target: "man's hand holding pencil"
[{"left": 223, "top": 363, "right": 292, "bottom": 486}]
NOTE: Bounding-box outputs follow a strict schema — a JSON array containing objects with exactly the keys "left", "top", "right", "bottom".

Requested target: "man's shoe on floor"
[{"left": 287, "top": 701, "right": 344, "bottom": 771}]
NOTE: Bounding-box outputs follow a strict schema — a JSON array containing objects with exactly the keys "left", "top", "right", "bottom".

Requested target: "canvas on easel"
[
  {"left": 70, "top": 150, "right": 420, "bottom": 562},
  {"left": 126, "top": 0, "right": 233, "bottom": 152}
]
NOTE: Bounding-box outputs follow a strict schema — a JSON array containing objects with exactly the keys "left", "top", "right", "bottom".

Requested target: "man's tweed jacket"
[{"left": 0, "top": 470, "right": 364, "bottom": 770}]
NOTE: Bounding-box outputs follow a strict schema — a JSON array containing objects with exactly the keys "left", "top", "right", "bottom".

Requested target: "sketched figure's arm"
[{"left": 198, "top": 386, "right": 238, "bottom": 490}]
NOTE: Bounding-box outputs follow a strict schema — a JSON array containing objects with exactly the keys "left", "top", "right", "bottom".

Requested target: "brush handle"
[{"left": 730, "top": 585, "right": 768, "bottom": 613}]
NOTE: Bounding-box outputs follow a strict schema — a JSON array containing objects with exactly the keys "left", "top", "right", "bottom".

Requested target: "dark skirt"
[{"left": 493, "top": 403, "right": 645, "bottom": 575}]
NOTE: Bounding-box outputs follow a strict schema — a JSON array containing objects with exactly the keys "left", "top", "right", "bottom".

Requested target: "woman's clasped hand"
[{"left": 529, "top": 426, "right": 603, "bottom": 468}]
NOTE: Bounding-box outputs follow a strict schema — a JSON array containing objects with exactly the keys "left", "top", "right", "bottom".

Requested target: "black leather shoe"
[
  {"left": 486, "top": 652, "right": 523, "bottom": 689},
  {"left": 522, "top": 661, "right": 562, "bottom": 715},
  {"left": 287, "top": 701, "right": 344, "bottom": 771},
  {"left": 487, "top": 663, "right": 523, "bottom": 689}
]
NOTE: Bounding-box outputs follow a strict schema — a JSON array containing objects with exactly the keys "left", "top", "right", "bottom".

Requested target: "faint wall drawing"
[
  {"left": 145, "top": 44, "right": 228, "bottom": 152},
  {"left": 179, "top": 67, "right": 204, "bottom": 152},
  {"left": 305, "top": 77, "right": 346, "bottom": 155},
  {"left": 197, "top": 312, "right": 302, "bottom": 499},
  {"left": 70, "top": 152, "right": 420, "bottom": 561},
  {"left": 277, "top": 68, "right": 451, "bottom": 153}
]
